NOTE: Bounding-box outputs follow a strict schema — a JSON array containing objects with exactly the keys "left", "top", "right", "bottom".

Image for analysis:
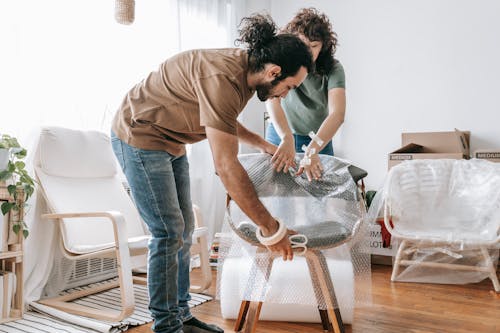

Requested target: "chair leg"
[
  {"left": 234, "top": 248, "right": 274, "bottom": 332},
  {"left": 235, "top": 300, "right": 250, "bottom": 332},
  {"left": 391, "top": 240, "right": 407, "bottom": 281},
  {"left": 306, "top": 256, "right": 333, "bottom": 332},
  {"left": 307, "top": 250, "right": 344, "bottom": 333},
  {"left": 38, "top": 277, "right": 135, "bottom": 322},
  {"left": 39, "top": 217, "right": 136, "bottom": 322},
  {"left": 480, "top": 247, "right": 500, "bottom": 292},
  {"left": 318, "top": 309, "right": 333, "bottom": 332},
  {"left": 190, "top": 204, "right": 212, "bottom": 293},
  {"left": 242, "top": 301, "right": 263, "bottom": 333}
]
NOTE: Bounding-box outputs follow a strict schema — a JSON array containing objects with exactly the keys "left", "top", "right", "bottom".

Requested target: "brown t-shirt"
[{"left": 112, "top": 48, "right": 254, "bottom": 156}]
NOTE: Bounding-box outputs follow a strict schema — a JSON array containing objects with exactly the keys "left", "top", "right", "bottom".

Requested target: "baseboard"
[{"left": 371, "top": 254, "right": 393, "bottom": 266}]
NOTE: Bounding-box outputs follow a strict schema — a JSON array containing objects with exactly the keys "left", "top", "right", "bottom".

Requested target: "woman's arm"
[
  {"left": 265, "top": 98, "right": 297, "bottom": 173},
  {"left": 297, "top": 87, "right": 346, "bottom": 180}
]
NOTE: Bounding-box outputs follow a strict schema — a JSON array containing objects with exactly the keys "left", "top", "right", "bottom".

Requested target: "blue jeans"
[
  {"left": 265, "top": 123, "right": 334, "bottom": 156},
  {"left": 111, "top": 132, "right": 193, "bottom": 333}
]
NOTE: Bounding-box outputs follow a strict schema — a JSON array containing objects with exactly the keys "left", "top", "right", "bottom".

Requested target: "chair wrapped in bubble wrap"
[
  {"left": 368, "top": 159, "right": 500, "bottom": 291},
  {"left": 217, "top": 153, "right": 371, "bottom": 333}
]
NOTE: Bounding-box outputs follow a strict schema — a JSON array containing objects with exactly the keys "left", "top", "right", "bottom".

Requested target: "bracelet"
[
  {"left": 308, "top": 131, "right": 324, "bottom": 147},
  {"left": 256, "top": 218, "right": 287, "bottom": 246},
  {"left": 300, "top": 144, "right": 317, "bottom": 167}
]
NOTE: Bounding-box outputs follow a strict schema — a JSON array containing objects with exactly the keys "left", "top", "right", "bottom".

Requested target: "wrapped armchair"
[
  {"left": 381, "top": 159, "right": 500, "bottom": 291},
  {"left": 218, "top": 153, "right": 370, "bottom": 333}
]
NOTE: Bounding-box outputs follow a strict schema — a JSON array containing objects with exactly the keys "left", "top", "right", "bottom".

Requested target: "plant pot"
[{"left": 0, "top": 148, "right": 9, "bottom": 171}]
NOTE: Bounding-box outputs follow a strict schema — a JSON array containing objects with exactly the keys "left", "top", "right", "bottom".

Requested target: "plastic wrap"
[
  {"left": 217, "top": 153, "right": 371, "bottom": 322},
  {"left": 367, "top": 158, "right": 500, "bottom": 287}
]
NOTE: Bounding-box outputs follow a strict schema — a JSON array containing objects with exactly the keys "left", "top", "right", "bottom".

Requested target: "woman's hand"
[
  {"left": 270, "top": 137, "right": 296, "bottom": 173},
  {"left": 297, "top": 153, "right": 323, "bottom": 181}
]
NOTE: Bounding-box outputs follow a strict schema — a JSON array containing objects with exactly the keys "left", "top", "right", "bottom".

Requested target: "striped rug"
[{"left": 0, "top": 282, "right": 212, "bottom": 333}]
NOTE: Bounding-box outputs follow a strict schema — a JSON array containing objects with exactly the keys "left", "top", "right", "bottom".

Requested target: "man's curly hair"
[{"left": 283, "top": 8, "right": 338, "bottom": 76}]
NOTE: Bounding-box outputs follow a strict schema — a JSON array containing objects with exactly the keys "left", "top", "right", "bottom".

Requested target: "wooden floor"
[{"left": 129, "top": 264, "right": 500, "bottom": 333}]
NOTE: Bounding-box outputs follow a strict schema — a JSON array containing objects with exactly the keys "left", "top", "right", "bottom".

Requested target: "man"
[{"left": 111, "top": 13, "right": 312, "bottom": 333}]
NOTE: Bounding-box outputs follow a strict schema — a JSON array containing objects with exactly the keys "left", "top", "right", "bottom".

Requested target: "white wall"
[
  {"left": 237, "top": 0, "right": 272, "bottom": 154},
  {"left": 240, "top": 0, "right": 500, "bottom": 190}
]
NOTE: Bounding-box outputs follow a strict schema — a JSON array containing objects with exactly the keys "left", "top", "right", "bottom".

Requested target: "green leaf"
[
  {"left": 0, "top": 170, "right": 12, "bottom": 181},
  {"left": 20, "top": 175, "right": 34, "bottom": 185},
  {"left": 7, "top": 185, "right": 16, "bottom": 195},
  {"left": 12, "top": 224, "right": 20, "bottom": 234},
  {"left": 14, "top": 161, "right": 25, "bottom": 169},
  {"left": 23, "top": 229, "right": 29, "bottom": 238},
  {"left": 13, "top": 148, "right": 26, "bottom": 159},
  {"left": 1, "top": 202, "right": 14, "bottom": 215},
  {"left": 24, "top": 184, "right": 34, "bottom": 199}
]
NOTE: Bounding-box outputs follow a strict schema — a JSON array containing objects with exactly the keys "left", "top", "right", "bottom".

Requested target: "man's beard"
[
  {"left": 255, "top": 77, "right": 281, "bottom": 101},
  {"left": 256, "top": 82, "right": 273, "bottom": 101}
]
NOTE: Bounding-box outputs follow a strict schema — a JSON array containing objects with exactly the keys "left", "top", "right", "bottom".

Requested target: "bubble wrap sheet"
[
  {"left": 367, "top": 159, "right": 500, "bottom": 285},
  {"left": 217, "top": 153, "right": 372, "bottom": 312}
]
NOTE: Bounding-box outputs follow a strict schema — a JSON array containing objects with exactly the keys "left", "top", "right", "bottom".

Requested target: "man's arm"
[
  {"left": 206, "top": 126, "right": 294, "bottom": 260},
  {"left": 236, "top": 122, "right": 277, "bottom": 155}
]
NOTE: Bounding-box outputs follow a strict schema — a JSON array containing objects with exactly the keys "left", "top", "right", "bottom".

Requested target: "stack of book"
[{"left": 209, "top": 233, "right": 221, "bottom": 268}]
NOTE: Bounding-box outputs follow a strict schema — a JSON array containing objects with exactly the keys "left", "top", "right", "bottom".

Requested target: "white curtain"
[
  {"left": 176, "top": 0, "right": 246, "bottom": 243},
  {"left": 0, "top": 1, "right": 181, "bottom": 140},
  {"left": 0, "top": 0, "right": 246, "bottom": 302}
]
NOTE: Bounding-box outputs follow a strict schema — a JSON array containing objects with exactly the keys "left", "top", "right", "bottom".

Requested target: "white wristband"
[
  {"left": 308, "top": 131, "right": 324, "bottom": 147},
  {"left": 256, "top": 219, "right": 287, "bottom": 246},
  {"left": 300, "top": 144, "right": 317, "bottom": 167}
]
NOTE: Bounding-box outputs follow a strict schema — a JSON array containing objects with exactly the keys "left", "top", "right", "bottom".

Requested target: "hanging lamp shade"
[{"left": 115, "top": 0, "right": 135, "bottom": 25}]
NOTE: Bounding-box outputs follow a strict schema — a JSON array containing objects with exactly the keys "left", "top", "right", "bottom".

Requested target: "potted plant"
[{"left": 0, "top": 134, "right": 35, "bottom": 238}]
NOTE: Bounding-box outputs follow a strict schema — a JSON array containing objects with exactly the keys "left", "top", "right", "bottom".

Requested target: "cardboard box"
[
  {"left": 473, "top": 149, "right": 500, "bottom": 163},
  {"left": 367, "top": 222, "right": 398, "bottom": 257},
  {"left": 377, "top": 129, "right": 470, "bottom": 264},
  {"left": 388, "top": 129, "right": 470, "bottom": 169}
]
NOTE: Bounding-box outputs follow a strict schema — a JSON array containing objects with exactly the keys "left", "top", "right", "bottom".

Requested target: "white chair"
[
  {"left": 34, "top": 126, "right": 211, "bottom": 321},
  {"left": 383, "top": 159, "right": 500, "bottom": 292}
]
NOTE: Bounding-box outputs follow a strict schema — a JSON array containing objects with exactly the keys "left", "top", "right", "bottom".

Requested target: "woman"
[{"left": 265, "top": 8, "right": 345, "bottom": 181}]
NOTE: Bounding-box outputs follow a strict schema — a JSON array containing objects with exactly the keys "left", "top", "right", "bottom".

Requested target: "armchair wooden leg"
[
  {"left": 480, "top": 247, "right": 500, "bottom": 292},
  {"left": 190, "top": 204, "right": 212, "bottom": 293},
  {"left": 306, "top": 256, "right": 333, "bottom": 332},
  {"left": 307, "top": 250, "right": 345, "bottom": 333},
  {"left": 391, "top": 240, "right": 407, "bottom": 281},
  {"left": 235, "top": 248, "right": 274, "bottom": 332},
  {"left": 38, "top": 279, "right": 134, "bottom": 322},
  {"left": 318, "top": 309, "right": 333, "bottom": 332},
  {"left": 243, "top": 301, "right": 263, "bottom": 333},
  {"left": 235, "top": 300, "right": 250, "bottom": 332}
]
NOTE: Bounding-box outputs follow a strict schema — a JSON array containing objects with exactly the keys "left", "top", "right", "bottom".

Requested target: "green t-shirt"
[{"left": 280, "top": 61, "right": 345, "bottom": 135}]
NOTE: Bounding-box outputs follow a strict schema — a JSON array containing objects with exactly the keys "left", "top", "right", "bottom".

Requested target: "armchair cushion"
[
  {"left": 237, "top": 221, "right": 350, "bottom": 249},
  {"left": 38, "top": 127, "right": 117, "bottom": 178}
]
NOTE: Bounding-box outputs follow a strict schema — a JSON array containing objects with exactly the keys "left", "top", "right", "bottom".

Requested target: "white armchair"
[
  {"left": 34, "top": 126, "right": 211, "bottom": 321},
  {"left": 383, "top": 159, "right": 500, "bottom": 292}
]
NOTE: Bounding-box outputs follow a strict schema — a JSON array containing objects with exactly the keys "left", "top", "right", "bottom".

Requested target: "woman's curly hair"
[{"left": 283, "top": 8, "right": 338, "bottom": 76}]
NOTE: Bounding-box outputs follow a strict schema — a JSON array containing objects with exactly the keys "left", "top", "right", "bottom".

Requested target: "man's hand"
[
  {"left": 266, "top": 229, "right": 298, "bottom": 261},
  {"left": 296, "top": 153, "right": 323, "bottom": 181},
  {"left": 259, "top": 141, "right": 278, "bottom": 156},
  {"left": 270, "top": 136, "right": 296, "bottom": 173}
]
